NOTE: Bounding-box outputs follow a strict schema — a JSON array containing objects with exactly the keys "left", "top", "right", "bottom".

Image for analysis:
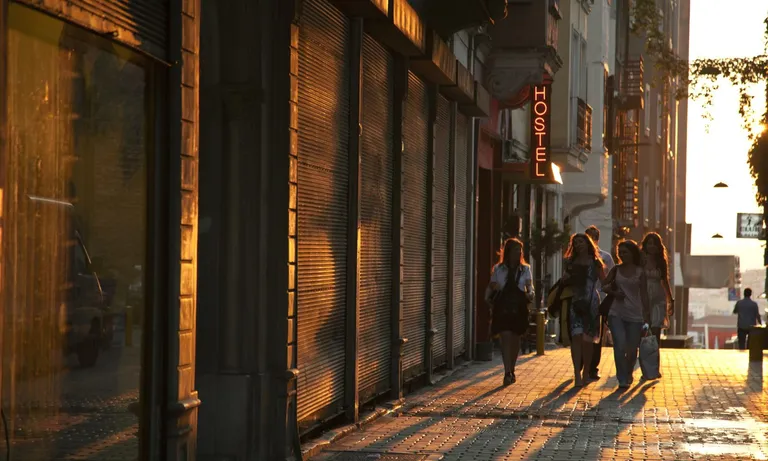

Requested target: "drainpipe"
[
  {"left": 468, "top": 29, "right": 478, "bottom": 360},
  {"left": 566, "top": 195, "right": 606, "bottom": 230}
]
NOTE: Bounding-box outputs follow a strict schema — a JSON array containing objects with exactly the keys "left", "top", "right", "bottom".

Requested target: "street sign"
[
  {"left": 728, "top": 288, "right": 739, "bottom": 301},
  {"left": 736, "top": 213, "right": 764, "bottom": 239}
]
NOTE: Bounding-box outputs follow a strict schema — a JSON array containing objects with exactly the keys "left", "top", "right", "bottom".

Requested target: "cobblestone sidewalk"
[{"left": 311, "top": 348, "right": 768, "bottom": 461}]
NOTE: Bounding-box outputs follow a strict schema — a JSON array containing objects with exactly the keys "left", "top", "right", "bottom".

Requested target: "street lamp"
[{"left": 711, "top": 183, "right": 728, "bottom": 236}]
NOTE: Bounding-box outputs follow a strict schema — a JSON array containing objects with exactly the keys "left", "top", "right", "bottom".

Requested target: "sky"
[{"left": 686, "top": 0, "right": 768, "bottom": 270}]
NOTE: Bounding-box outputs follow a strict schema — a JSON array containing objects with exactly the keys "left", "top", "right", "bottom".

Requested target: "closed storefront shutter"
[
  {"left": 402, "top": 72, "right": 429, "bottom": 378},
  {"left": 359, "top": 34, "right": 393, "bottom": 403},
  {"left": 432, "top": 96, "right": 450, "bottom": 366},
  {"left": 296, "top": 0, "right": 350, "bottom": 427},
  {"left": 453, "top": 113, "right": 469, "bottom": 356}
]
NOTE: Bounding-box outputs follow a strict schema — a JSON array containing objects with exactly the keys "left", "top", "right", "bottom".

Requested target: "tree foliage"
[
  {"left": 529, "top": 220, "right": 571, "bottom": 259},
  {"left": 631, "top": 0, "right": 768, "bottom": 203}
]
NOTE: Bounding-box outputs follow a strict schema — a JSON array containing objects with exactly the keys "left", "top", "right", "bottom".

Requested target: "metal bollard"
[
  {"left": 536, "top": 310, "right": 545, "bottom": 356},
  {"left": 125, "top": 307, "right": 133, "bottom": 347},
  {"left": 749, "top": 325, "right": 766, "bottom": 362}
]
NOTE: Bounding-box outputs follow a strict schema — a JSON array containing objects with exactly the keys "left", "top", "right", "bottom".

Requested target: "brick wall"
[{"left": 169, "top": 0, "right": 201, "bottom": 458}]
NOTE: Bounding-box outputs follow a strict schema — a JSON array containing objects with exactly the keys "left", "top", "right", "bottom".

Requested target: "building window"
[
  {"left": 644, "top": 84, "right": 651, "bottom": 136},
  {"left": 643, "top": 177, "right": 650, "bottom": 226},
  {"left": 655, "top": 180, "right": 661, "bottom": 228},
  {"left": 570, "top": 29, "right": 580, "bottom": 145},
  {"left": 656, "top": 94, "right": 663, "bottom": 143},
  {"left": 4, "top": 4, "right": 153, "bottom": 458}
]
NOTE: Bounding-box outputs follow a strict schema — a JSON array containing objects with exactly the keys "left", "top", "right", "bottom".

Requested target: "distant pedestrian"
[
  {"left": 561, "top": 233, "right": 606, "bottom": 387},
  {"left": 584, "top": 225, "right": 615, "bottom": 380},
  {"left": 485, "top": 238, "right": 535, "bottom": 386},
  {"left": 733, "top": 288, "right": 762, "bottom": 350},
  {"left": 640, "top": 232, "right": 674, "bottom": 378},
  {"left": 602, "top": 240, "right": 651, "bottom": 389}
]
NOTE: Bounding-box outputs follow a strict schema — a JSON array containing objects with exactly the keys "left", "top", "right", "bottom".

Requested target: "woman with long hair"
[
  {"left": 640, "top": 232, "right": 674, "bottom": 378},
  {"left": 484, "top": 238, "right": 534, "bottom": 386},
  {"left": 603, "top": 240, "right": 651, "bottom": 389},
  {"left": 562, "top": 233, "right": 606, "bottom": 387}
]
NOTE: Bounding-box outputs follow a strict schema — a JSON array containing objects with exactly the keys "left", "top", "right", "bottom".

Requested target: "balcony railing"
[
  {"left": 622, "top": 177, "right": 639, "bottom": 222},
  {"left": 621, "top": 119, "right": 639, "bottom": 153},
  {"left": 576, "top": 98, "right": 593, "bottom": 151},
  {"left": 619, "top": 57, "right": 644, "bottom": 110},
  {"left": 616, "top": 118, "right": 639, "bottom": 224}
]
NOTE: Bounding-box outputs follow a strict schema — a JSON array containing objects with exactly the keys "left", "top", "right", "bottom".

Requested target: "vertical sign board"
[
  {"left": 529, "top": 84, "right": 554, "bottom": 183},
  {"left": 736, "top": 212, "right": 764, "bottom": 239}
]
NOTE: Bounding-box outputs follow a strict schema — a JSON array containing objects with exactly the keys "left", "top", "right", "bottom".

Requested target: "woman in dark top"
[
  {"left": 562, "top": 233, "right": 606, "bottom": 387},
  {"left": 484, "top": 238, "right": 534, "bottom": 386},
  {"left": 640, "top": 232, "right": 674, "bottom": 378}
]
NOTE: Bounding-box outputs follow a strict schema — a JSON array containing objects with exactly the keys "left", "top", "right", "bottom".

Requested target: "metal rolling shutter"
[
  {"left": 453, "top": 113, "right": 469, "bottom": 356},
  {"left": 432, "top": 96, "right": 450, "bottom": 366},
  {"left": 359, "top": 34, "right": 393, "bottom": 403},
  {"left": 296, "top": 0, "right": 350, "bottom": 426},
  {"left": 402, "top": 72, "right": 429, "bottom": 377},
  {"left": 17, "top": 0, "right": 168, "bottom": 59}
]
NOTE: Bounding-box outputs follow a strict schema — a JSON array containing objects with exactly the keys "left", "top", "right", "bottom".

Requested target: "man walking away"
[
  {"left": 733, "top": 288, "right": 762, "bottom": 350},
  {"left": 585, "top": 225, "right": 615, "bottom": 379}
]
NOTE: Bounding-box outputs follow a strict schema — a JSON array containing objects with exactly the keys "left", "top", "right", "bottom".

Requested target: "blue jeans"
[{"left": 608, "top": 316, "right": 643, "bottom": 385}]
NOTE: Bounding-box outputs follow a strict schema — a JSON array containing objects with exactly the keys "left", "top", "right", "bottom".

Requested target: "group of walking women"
[{"left": 485, "top": 227, "right": 674, "bottom": 389}]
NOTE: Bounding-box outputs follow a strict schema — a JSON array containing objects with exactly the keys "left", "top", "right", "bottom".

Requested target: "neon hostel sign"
[{"left": 529, "top": 84, "right": 551, "bottom": 180}]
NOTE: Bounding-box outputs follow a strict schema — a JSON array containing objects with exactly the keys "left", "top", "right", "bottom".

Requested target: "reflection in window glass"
[{"left": 4, "top": 4, "right": 150, "bottom": 459}]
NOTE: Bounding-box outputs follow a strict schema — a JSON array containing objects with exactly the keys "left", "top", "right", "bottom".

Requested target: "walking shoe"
[
  {"left": 503, "top": 372, "right": 514, "bottom": 386},
  {"left": 589, "top": 373, "right": 601, "bottom": 380}
]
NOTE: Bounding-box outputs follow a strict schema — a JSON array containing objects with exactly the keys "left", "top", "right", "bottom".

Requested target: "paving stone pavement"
[
  {"left": 311, "top": 348, "right": 768, "bottom": 461},
  {"left": 4, "top": 335, "right": 142, "bottom": 460}
]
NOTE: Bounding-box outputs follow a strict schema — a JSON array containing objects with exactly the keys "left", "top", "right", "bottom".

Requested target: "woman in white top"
[
  {"left": 603, "top": 239, "right": 651, "bottom": 389},
  {"left": 484, "top": 238, "right": 535, "bottom": 386}
]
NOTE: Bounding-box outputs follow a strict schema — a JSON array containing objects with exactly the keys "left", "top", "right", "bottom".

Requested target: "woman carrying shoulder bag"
[
  {"left": 484, "top": 238, "right": 535, "bottom": 386},
  {"left": 602, "top": 239, "right": 651, "bottom": 389}
]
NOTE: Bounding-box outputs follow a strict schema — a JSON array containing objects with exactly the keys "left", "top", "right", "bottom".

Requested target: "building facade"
[
  {"left": 475, "top": 0, "right": 565, "bottom": 339},
  {"left": 196, "top": 0, "right": 496, "bottom": 459},
  {"left": 611, "top": 0, "right": 691, "bottom": 334},
  {"left": 0, "top": 0, "right": 498, "bottom": 460},
  {"left": 562, "top": 0, "right": 615, "bottom": 246}
]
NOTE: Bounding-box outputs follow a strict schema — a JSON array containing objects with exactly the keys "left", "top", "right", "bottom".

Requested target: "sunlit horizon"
[{"left": 687, "top": 0, "right": 768, "bottom": 271}]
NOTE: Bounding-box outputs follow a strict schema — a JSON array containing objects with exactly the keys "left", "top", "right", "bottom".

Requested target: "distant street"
[{"left": 310, "top": 348, "right": 768, "bottom": 461}]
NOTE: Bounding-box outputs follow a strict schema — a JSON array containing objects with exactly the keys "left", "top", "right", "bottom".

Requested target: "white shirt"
[
  {"left": 597, "top": 248, "right": 615, "bottom": 296},
  {"left": 486, "top": 263, "right": 535, "bottom": 302}
]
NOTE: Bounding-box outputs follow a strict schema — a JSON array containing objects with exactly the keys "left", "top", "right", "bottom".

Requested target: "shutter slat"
[
  {"left": 432, "top": 96, "right": 450, "bottom": 366},
  {"left": 453, "top": 114, "right": 468, "bottom": 356},
  {"left": 297, "top": 0, "right": 350, "bottom": 427},
  {"left": 359, "top": 35, "right": 394, "bottom": 403},
  {"left": 402, "top": 72, "right": 429, "bottom": 376}
]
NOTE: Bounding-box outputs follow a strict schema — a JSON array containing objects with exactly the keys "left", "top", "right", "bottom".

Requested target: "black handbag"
[
  {"left": 599, "top": 294, "right": 615, "bottom": 317},
  {"left": 493, "top": 268, "right": 525, "bottom": 315},
  {"left": 598, "top": 267, "right": 618, "bottom": 317}
]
